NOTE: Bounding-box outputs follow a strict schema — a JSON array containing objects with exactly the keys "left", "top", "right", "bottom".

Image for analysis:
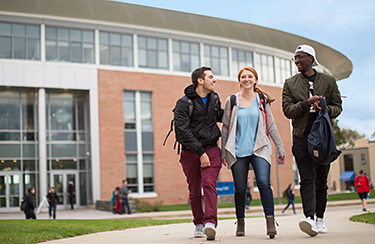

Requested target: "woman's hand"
[
  {"left": 222, "top": 159, "right": 227, "bottom": 167},
  {"left": 277, "top": 156, "right": 285, "bottom": 164}
]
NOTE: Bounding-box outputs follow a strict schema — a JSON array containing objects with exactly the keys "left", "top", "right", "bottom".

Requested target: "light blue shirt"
[{"left": 235, "top": 98, "right": 259, "bottom": 157}]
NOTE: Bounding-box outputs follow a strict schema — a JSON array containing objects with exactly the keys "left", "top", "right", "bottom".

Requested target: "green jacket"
[{"left": 282, "top": 71, "right": 342, "bottom": 138}]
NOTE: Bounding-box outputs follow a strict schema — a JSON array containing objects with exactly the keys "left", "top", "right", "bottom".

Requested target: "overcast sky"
[{"left": 115, "top": 0, "right": 375, "bottom": 138}]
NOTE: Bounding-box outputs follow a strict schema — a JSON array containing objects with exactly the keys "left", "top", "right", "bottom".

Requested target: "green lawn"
[
  {"left": 158, "top": 192, "right": 372, "bottom": 212},
  {"left": 349, "top": 212, "right": 375, "bottom": 225},
  {"left": 0, "top": 219, "right": 191, "bottom": 244}
]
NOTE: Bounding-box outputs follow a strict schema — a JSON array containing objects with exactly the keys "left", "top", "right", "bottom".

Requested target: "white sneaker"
[
  {"left": 316, "top": 218, "right": 328, "bottom": 233},
  {"left": 204, "top": 222, "right": 216, "bottom": 240},
  {"left": 193, "top": 224, "right": 205, "bottom": 238},
  {"left": 299, "top": 217, "right": 318, "bottom": 237}
]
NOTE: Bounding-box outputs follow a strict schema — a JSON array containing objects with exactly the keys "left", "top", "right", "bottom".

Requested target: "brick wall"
[{"left": 98, "top": 69, "right": 296, "bottom": 205}]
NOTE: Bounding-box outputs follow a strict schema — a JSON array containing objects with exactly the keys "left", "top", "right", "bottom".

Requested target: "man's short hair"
[
  {"left": 123, "top": 180, "right": 126, "bottom": 184},
  {"left": 191, "top": 66, "right": 212, "bottom": 87},
  {"left": 28, "top": 186, "right": 34, "bottom": 193}
]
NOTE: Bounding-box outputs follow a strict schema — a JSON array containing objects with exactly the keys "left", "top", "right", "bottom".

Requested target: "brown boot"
[
  {"left": 236, "top": 218, "right": 245, "bottom": 236},
  {"left": 266, "top": 216, "right": 277, "bottom": 239}
]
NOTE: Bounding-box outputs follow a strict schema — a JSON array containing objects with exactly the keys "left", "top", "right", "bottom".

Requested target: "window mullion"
[{"left": 135, "top": 91, "right": 144, "bottom": 194}]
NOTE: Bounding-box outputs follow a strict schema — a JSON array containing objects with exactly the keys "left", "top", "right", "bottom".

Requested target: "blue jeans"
[
  {"left": 25, "top": 210, "right": 36, "bottom": 219},
  {"left": 283, "top": 199, "right": 296, "bottom": 213},
  {"left": 49, "top": 203, "right": 57, "bottom": 219},
  {"left": 231, "top": 155, "right": 274, "bottom": 218},
  {"left": 121, "top": 197, "right": 131, "bottom": 214}
]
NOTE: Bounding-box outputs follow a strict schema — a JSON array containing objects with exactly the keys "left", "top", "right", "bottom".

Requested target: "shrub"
[{"left": 132, "top": 198, "right": 163, "bottom": 212}]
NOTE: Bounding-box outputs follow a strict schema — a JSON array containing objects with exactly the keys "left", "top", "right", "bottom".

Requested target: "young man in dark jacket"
[
  {"left": 282, "top": 45, "right": 342, "bottom": 237},
  {"left": 174, "top": 66, "right": 223, "bottom": 240},
  {"left": 24, "top": 186, "right": 37, "bottom": 219},
  {"left": 47, "top": 187, "right": 58, "bottom": 219}
]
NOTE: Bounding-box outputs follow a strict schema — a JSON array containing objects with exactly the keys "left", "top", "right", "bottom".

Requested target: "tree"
[{"left": 332, "top": 119, "right": 365, "bottom": 149}]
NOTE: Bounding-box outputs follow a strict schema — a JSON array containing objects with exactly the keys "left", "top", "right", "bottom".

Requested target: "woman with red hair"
[{"left": 221, "top": 67, "right": 285, "bottom": 239}]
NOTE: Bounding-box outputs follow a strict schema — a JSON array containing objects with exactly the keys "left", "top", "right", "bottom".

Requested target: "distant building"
[
  {"left": 0, "top": 0, "right": 352, "bottom": 212},
  {"left": 330, "top": 139, "right": 375, "bottom": 192}
]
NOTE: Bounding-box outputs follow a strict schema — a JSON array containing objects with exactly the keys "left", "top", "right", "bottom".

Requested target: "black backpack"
[
  {"left": 20, "top": 197, "right": 27, "bottom": 211},
  {"left": 307, "top": 97, "right": 341, "bottom": 165},
  {"left": 163, "top": 94, "right": 219, "bottom": 154}
]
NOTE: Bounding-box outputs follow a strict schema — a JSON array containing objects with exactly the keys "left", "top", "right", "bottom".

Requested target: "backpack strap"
[
  {"left": 227, "top": 94, "right": 237, "bottom": 133},
  {"left": 258, "top": 92, "right": 268, "bottom": 134},
  {"left": 187, "top": 98, "right": 193, "bottom": 117}
]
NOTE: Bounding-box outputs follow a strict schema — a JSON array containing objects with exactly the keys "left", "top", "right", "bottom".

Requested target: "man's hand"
[
  {"left": 308, "top": 95, "right": 322, "bottom": 111},
  {"left": 200, "top": 153, "right": 211, "bottom": 168},
  {"left": 308, "top": 95, "right": 320, "bottom": 105}
]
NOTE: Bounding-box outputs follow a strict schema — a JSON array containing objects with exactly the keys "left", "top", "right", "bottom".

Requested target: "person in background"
[
  {"left": 245, "top": 185, "right": 252, "bottom": 210},
  {"left": 113, "top": 187, "right": 122, "bottom": 214},
  {"left": 221, "top": 67, "right": 285, "bottom": 239},
  {"left": 68, "top": 181, "right": 75, "bottom": 210},
  {"left": 24, "top": 186, "right": 37, "bottom": 219},
  {"left": 354, "top": 170, "right": 371, "bottom": 212},
  {"left": 282, "top": 44, "right": 342, "bottom": 236},
  {"left": 120, "top": 180, "right": 131, "bottom": 214},
  {"left": 47, "top": 187, "right": 59, "bottom": 219},
  {"left": 282, "top": 183, "right": 296, "bottom": 214}
]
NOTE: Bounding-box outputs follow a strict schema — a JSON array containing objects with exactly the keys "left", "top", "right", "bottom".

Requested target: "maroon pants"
[{"left": 180, "top": 147, "right": 222, "bottom": 227}]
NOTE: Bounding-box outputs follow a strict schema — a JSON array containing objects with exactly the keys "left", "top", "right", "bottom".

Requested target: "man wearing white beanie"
[{"left": 282, "top": 44, "right": 342, "bottom": 237}]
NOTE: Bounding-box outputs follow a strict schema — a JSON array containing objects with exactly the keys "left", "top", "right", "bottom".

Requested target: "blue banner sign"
[{"left": 216, "top": 181, "right": 234, "bottom": 195}]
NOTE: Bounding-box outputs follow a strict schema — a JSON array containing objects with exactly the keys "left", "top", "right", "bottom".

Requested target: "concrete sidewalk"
[{"left": 1, "top": 199, "right": 374, "bottom": 244}]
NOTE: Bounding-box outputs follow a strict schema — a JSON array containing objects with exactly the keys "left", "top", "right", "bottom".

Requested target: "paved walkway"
[{"left": 1, "top": 199, "right": 375, "bottom": 243}]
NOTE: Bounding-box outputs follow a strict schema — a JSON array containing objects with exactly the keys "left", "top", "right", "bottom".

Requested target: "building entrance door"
[
  {"left": 0, "top": 173, "right": 22, "bottom": 212},
  {"left": 51, "top": 172, "right": 78, "bottom": 209}
]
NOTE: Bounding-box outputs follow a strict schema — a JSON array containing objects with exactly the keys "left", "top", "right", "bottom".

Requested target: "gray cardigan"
[{"left": 221, "top": 92, "right": 285, "bottom": 169}]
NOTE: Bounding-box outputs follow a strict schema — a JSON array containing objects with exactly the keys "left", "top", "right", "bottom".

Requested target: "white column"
[
  {"left": 38, "top": 88, "right": 47, "bottom": 201},
  {"left": 135, "top": 91, "right": 144, "bottom": 194},
  {"left": 89, "top": 71, "right": 101, "bottom": 203}
]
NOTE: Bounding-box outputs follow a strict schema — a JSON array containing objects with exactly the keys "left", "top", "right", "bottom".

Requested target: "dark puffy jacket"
[
  {"left": 24, "top": 193, "right": 35, "bottom": 211},
  {"left": 174, "top": 84, "right": 223, "bottom": 157}
]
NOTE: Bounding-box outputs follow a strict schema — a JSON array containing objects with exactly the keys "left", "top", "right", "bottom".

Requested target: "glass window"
[
  {"left": 344, "top": 154, "right": 354, "bottom": 171},
  {"left": 46, "top": 26, "right": 94, "bottom": 64},
  {"left": 275, "top": 57, "right": 292, "bottom": 84},
  {"left": 173, "top": 40, "right": 200, "bottom": 72},
  {"left": 99, "top": 31, "right": 133, "bottom": 67},
  {"left": 232, "top": 49, "right": 253, "bottom": 77},
  {"left": 138, "top": 35, "right": 168, "bottom": 69},
  {"left": 255, "top": 53, "right": 275, "bottom": 83},
  {"left": 124, "top": 91, "right": 155, "bottom": 194},
  {"left": 46, "top": 91, "right": 88, "bottom": 175},
  {"left": 204, "top": 44, "right": 228, "bottom": 76},
  {"left": 361, "top": 154, "right": 366, "bottom": 165},
  {"left": 0, "top": 22, "right": 40, "bottom": 60}
]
